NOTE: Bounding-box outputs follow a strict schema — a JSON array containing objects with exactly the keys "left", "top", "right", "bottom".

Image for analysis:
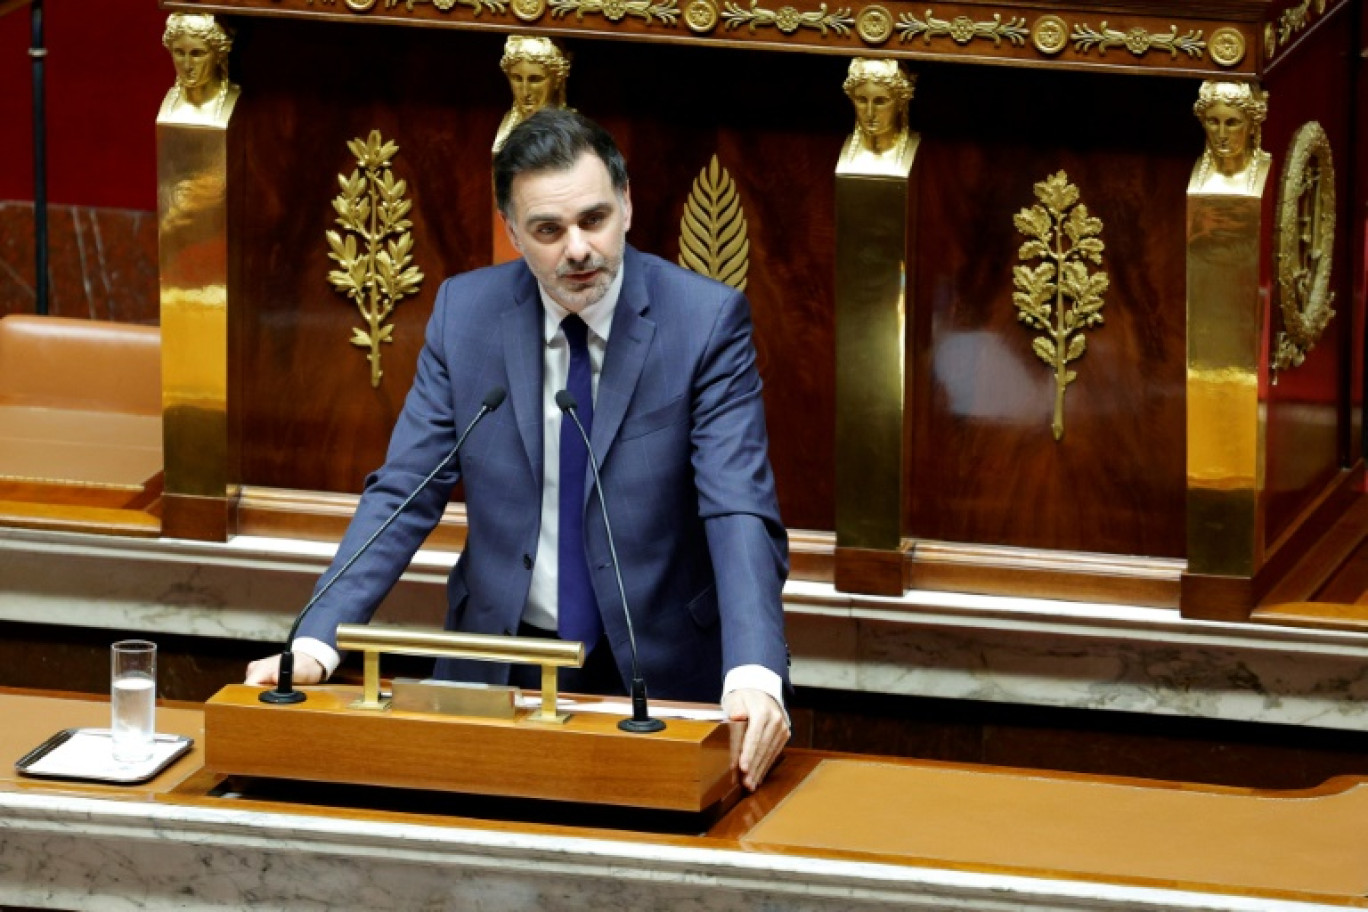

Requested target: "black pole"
[{"left": 29, "top": 0, "right": 48, "bottom": 316}]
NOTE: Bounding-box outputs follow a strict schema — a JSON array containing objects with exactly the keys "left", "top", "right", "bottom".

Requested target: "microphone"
[
  {"left": 260, "top": 387, "right": 508, "bottom": 704},
  {"left": 555, "top": 389, "right": 665, "bottom": 733}
]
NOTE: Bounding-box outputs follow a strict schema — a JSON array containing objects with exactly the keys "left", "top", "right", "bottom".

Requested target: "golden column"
[
  {"left": 833, "top": 59, "right": 919, "bottom": 596},
  {"left": 156, "top": 13, "right": 241, "bottom": 541},
  {"left": 1185, "top": 81, "right": 1273, "bottom": 590}
]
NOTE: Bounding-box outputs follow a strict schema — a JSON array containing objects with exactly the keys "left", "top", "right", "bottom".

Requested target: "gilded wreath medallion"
[
  {"left": 1272, "top": 121, "right": 1336, "bottom": 374},
  {"left": 1209, "top": 27, "right": 1246, "bottom": 67},
  {"left": 512, "top": 0, "right": 548, "bottom": 21},
  {"left": 856, "top": 4, "right": 893, "bottom": 44},
  {"left": 685, "top": 0, "right": 719, "bottom": 31},
  {"left": 1031, "top": 14, "right": 1068, "bottom": 54}
]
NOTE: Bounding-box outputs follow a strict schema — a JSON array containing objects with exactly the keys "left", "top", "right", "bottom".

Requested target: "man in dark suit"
[{"left": 247, "top": 109, "right": 789, "bottom": 788}]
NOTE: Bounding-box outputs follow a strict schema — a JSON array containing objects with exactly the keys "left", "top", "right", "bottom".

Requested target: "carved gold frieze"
[
  {"left": 1264, "top": 0, "right": 1342, "bottom": 62},
  {"left": 1012, "top": 171, "right": 1108, "bottom": 441},
  {"left": 722, "top": 0, "right": 853, "bottom": 36},
  {"left": 551, "top": 0, "right": 678, "bottom": 24},
  {"left": 1272, "top": 121, "right": 1336, "bottom": 374},
  {"left": 1277, "top": 0, "right": 1311, "bottom": 43},
  {"left": 326, "top": 130, "right": 425, "bottom": 388},
  {"left": 344, "top": 0, "right": 508, "bottom": 12},
  {"left": 679, "top": 155, "right": 750, "bottom": 291},
  {"left": 1071, "top": 21, "right": 1206, "bottom": 59},
  {"left": 897, "top": 9, "right": 1028, "bottom": 47},
  {"left": 271, "top": 0, "right": 1260, "bottom": 74}
]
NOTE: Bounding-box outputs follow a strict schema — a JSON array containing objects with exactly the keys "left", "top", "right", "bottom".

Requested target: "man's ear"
[{"left": 620, "top": 182, "right": 633, "bottom": 233}]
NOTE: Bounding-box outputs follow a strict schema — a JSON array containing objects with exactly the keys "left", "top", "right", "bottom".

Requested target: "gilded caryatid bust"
[
  {"left": 1191, "top": 80, "right": 1271, "bottom": 193},
  {"left": 492, "top": 36, "right": 571, "bottom": 153},
  {"left": 837, "top": 57, "right": 917, "bottom": 178},
  {"left": 158, "top": 13, "right": 240, "bottom": 127}
]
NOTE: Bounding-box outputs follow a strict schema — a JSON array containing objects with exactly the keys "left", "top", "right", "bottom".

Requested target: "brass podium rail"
[{"left": 336, "top": 624, "right": 585, "bottom": 722}]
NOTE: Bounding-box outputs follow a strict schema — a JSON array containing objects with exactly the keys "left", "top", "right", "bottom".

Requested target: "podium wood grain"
[{"left": 204, "top": 684, "right": 739, "bottom": 812}]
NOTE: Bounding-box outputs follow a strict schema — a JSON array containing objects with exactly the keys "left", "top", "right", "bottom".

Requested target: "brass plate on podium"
[{"left": 205, "top": 684, "right": 738, "bottom": 812}]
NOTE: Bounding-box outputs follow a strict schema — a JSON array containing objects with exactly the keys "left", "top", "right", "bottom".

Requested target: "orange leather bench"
[{"left": 0, "top": 315, "right": 163, "bottom": 520}]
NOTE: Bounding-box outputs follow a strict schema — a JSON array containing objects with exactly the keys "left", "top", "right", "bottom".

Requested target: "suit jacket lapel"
[
  {"left": 500, "top": 267, "right": 544, "bottom": 484},
  {"left": 593, "top": 248, "right": 655, "bottom": 473}
]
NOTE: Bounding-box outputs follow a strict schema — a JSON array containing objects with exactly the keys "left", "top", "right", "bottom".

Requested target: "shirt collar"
[{"left": 539, "top": 265, "right": 623, "bottom": 345}]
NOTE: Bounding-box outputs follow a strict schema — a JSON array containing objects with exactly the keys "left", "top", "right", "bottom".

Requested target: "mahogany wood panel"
[
  {"left": 232, "top": 19, "right": 500, "bottom": 497},
  {"left": 1260, "top": 12, "right": 1359, "bottom": 548},
  {"left": 168, "top": 0, "right": 1276, "bottom": 80},
  {"left": 905, "top": 66, "right": 1193, "bottom": 558},
  {"left": 230, "top": 21, "right": 841, "bottom": 531}
]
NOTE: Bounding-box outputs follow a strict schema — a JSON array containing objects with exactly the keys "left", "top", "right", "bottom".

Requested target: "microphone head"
[
  {"left": 555, "top": 390, "right": 578, "bottom": 413},
  {"left": 483, "top": 387, "right": 507, "bottom": 411}
]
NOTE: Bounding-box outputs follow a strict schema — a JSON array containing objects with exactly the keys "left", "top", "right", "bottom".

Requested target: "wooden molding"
[{"left": 908, "top": 540, "right": 1184, "bottom": 608}]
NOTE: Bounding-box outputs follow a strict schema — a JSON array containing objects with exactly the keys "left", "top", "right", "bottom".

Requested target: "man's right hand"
[{"left": 244, "top": 652, "right": 325, "bottom": 687}]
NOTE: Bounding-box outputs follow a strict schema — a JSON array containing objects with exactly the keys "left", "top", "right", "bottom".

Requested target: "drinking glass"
[{"left": 111, "top": 639, "right": 157, "bottom": 763}]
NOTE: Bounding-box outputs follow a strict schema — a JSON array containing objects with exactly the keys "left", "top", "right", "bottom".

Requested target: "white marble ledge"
[
  {"left": 4, "top": 526, "right": 1368, "bottom": 657},
  {"left": 9, "top": 526, "right": 1368, "bottom": 732},
  {"left": 0, "top": 789, "right": 1353, "bottom": 912}
]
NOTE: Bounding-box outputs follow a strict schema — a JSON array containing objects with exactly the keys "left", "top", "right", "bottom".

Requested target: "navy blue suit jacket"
[{"left": 298, "top": 246, "right": 789, "bottom": 703}]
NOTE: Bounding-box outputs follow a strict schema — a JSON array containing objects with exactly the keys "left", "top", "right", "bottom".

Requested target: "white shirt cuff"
[
  {"left": 722, "top": 664, "right": 789, "bottom": 728},
  {"left": 292, "top": 637, "right": 341, "bottom": 681}
]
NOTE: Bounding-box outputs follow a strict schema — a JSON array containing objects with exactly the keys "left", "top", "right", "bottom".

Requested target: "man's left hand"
[{"left": 722, "top": 687, "right": 790, "bottom": 791}]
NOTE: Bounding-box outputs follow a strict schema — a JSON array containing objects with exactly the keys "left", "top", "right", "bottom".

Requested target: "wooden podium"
[{"left": 204, "top": 684, "right": 740, "bottom": 813}]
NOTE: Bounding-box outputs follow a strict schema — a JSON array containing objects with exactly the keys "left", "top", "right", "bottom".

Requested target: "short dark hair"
[{"left": 493, "top": 108, "right": 629, "bottom": 217}]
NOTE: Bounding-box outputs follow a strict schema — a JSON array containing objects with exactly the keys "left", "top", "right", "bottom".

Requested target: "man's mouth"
[{"left": 559, "top": 262, "right": 603, "bottom": 284}]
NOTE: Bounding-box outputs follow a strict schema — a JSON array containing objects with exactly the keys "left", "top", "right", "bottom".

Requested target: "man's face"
[
  {"left": 170, "top": 35, "right": 215, "bottom": 90},
  {"left": 1202, "top": 102, "right": 1250, "bottom": 169},
  {"left": 502, "top": 152, "right": 632, "bottom": 313},
  {"left": 506, "top": 60, "right": 553, "bottom": 117}
]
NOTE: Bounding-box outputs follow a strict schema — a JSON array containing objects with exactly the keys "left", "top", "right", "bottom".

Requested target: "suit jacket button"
[{"left": 522, "top": 553, "right": 533, "bottom": 570}]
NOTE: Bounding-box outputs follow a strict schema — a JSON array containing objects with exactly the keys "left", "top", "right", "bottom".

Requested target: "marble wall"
[{"left": 0, "top": 202, "right": 158, "bottom": 323}]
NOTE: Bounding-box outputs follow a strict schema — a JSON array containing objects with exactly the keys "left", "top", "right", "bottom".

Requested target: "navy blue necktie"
[{"left": 557, "top": 314, "right": 602, "bottom": 649}]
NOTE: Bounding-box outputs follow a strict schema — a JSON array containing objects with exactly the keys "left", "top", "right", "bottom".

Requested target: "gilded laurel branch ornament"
[
  {"left": 1071, "top": 21, "right": 1206, "bottom": 58},
  {"left": 550, "top": 0, "right": 679, "bottom": 24},
  {"left": 897, "top": 9, "right": 1028, "bottom": 46},
  {"left": 1273, "top": 121, "right": 1336, "bottom": 374},
  {"left": 679, "top": 155, "right": 750, "bottom": 291},
  {"left": 1012, "top": 171, "right": 1108, "bottom": 442},
  {"left": 326, "top": 130, "right": 425, "bottom": 389},
  {"left": 722, "top": 0, "right": 853, "bottom": 36}
]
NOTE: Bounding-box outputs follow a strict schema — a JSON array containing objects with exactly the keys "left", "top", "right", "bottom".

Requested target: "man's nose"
[{"left": 564, "top": 226, "right": 591, "bottom": 261}]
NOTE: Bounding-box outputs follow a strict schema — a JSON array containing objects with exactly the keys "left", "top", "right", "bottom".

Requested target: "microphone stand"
[
  {"left": 260, "top": 389, "right": 507, "bottom": 704},
  {"left": 557, "top": 391, "right": 665, "bottom": 733}
]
